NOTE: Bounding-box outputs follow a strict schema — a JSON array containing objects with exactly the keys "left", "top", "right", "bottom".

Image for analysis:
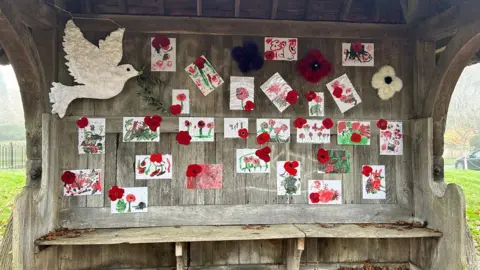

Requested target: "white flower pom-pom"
[{"left": 371, "top": 65, "right": 403, "bottom": 100}]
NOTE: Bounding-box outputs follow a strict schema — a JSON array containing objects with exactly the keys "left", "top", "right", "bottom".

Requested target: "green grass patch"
[
  {"left": 0, "top": 169, "right": 25, "bottom": 236},
  {"left": 445, "top": 168, "right": 480, "bottom": 252}
]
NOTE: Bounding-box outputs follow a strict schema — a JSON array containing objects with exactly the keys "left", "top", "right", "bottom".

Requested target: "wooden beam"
[
  {"left": 270, "top": 0, "right": 278, "bottom": 19},
  {"left": 1, "top": 0, "right": 55, "bottom": 29},
  {"left": 119, "top": 0, "right": 128, "bottom": 13},
  {"left": 175, "top": 242, "right": 184, "bottom": 270},
  {"left": 401, "top": 0, "right": 436, "bottom": 25},
  {"left": 71, "top": 14, "right": 410, "bottom": 39},
  {"left": 234, "top": 0, "right": 241, "bottom": 17},
  {"left": 81, "top": 0, "right": 93, "bottom": 14},
  {"left": 286, "top": 238, "right": 304, "bottom": 270},
  {"left": 197, "top": 0, "right": 202, "bottom": 16},
  {"left": 304, "top": 0, "right": 310, "bottom": 20},
  {"left": 339, "top": 0, "right": 353, "bottom": 20},
  {"left": 158, "top": 0, "right": 165, "bottom": 15}
]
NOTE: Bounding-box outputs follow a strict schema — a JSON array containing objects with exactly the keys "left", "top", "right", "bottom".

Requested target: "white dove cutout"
[{"left": 49, "top": 20, "right": 140, "bottom": 118}]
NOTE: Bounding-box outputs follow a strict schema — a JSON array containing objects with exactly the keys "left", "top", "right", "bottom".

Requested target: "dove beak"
[{"left": 137, "top": 70, "right": 143, "bottom": 76}]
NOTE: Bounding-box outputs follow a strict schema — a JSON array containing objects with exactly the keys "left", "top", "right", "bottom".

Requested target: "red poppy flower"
[
  {"left": 255, "top": 146, "right": 271, "bottom": 162},
  {"left": 322, "top": 118, "right": 334, "bottom": 129},
  {"left": 292, "top": 161, "right": 299, "bottom": 167},
  {"left": 305, "top": 91, "right": 317, "bottom": 102},
  {"left": 317, "top": 148, "right": 330, "bottom": 164},
  {"left": 152, "top": 35, "right": 170, "bottom": 50},
  {"left": 256, "top": 132, "right": 271, "bottom": 145},
  {"left": 309, "top": 192, "right": 320, "bottom": 203},
  {"left": 285, "top": 90, "right": 299, "bottom": 105},
  {"left": 351, "top": 133, "right": 362, "bottom": 143},
  {"left": 194, "top": 56, "right": 206, "bottom": 69},
  {"left": 244, "top": 100, "right": 255, "bottom": 112},
  {"left": 76, "top": 117, "right": 89, "bottom": 129},
  {"left": 150, "top": 153, "right": 163, "bottom": 163},
  {"left": 61, "top": 171, "right": 76, "bottom": 185},
  {"left": 144, "top": 115, "right": 162, "bottom": 132},
  {"left": 176, "top": 93, "right": 187, "bottom": 102},
  {"left": 332, "top": 87, "right": 343, "bottom": 98},
  {"left": 297, "top": 49, "right": 332, "bottom": 83},
  {"left": 264, "top": 51, "right": 275, "bottom": 60},
  {"left": 352, "top": 42, "right": 362, "bottom": 53},
  {"left": 294, "top": 117, "right": 307, "bottom": 129},
  {"left": 284, "top": 161, "right": 299, "bottom": 176},
  {"left": 238, "top": 128, "right": 248, "bottom": 139},
  {"left": 126, "top": 194, "right": 136, "bottom": 203},
  {"left": 186, "top": 164, "right": 202, "bottom": 177},
  {"left": 170, "top": 104, "right": 182, "bottom": 115},
  {"left": 108, "top": 185, "right": 125, "bottom": 201},
  {"left": 176, "top": 131, "right": 192, "bottom": 145},
  {"left": 362, "top": 165, "right": 373, "bottom": 177},
  {"left": 377, "top": 119, "right": 388, "bottom": 130},
  {"left": 198, "top": 121, "right": 206, "bottom": 128}
]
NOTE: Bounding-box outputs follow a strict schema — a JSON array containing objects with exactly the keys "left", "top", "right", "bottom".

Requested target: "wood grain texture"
[{"left": 295, "top": 224, "right": 442, "bottom": 238}]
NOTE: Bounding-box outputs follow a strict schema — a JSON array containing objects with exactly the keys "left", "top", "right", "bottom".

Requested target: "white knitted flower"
[{"left": 371, "top": 65, "right": 403, "bottom": 100}]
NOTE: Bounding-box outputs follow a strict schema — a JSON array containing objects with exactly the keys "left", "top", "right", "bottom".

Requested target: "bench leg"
[
  {"left": 286, "top": 238, "right": 304, "bottom": 270},
  {"left": 175, "top": 242, "right": 184, "bottom": 270}
]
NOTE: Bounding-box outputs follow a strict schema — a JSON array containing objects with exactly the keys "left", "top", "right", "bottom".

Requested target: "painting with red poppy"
[
  {"left": 256, "top": 118, "right": 291, "bottom": 143},
  {"left": 179, "top": 117, "right": 215, "bottom": 142},
  {"left": 111, "top": 187, "right": 148, "bottom": 213},
  {"left": 224, "top": 118, "right": 248, "bottom": 138},
  {"left": 230, "top": 76, "right": 254, "bottom": 110},
  {"left": 264, "top": 37, "right": 297, "bottom": 61},
  {"left": 63, "top": 169, "right": 102, "bottom": 196},
  {"left": 151, "top": 37, "right": 176, "bottom": 72},
  {"left": 172, "top": 89, "right": 189, "bottom": 114},
  {"left": 342, "top": 42, "right": 374, "bottom": 67},
  {"left": 186, "top": 164, "right": 223, "bottom": 189},
  {"left": 277, "top": 161, "right": 301, "bottom": 195},
  {"left": 260, "top": 72, "right": 293, "bottom": 112},
  {"left": 236, "top": 149, "right": 270, "bottom": 174},
  {"left": 78, "top": 118, "right": 105, "bottom": 154},
  {"left": 135, "top": 154, "right": 172, "bottom": 180},
  {"left": 308, "top": 92, "right": 325, "bottom": 117},
  {"left": 185, "top": 55, "right": 224, "bottom": 96},
  {"left": 123, "top": 117, "right": 159, "bottom": 142},
  {"left": 380, "top": 121, "right": 403, "bottom": 155},
  {"left": 317, "top": 149, "right": 350, "bottom": 174},
  {"left": 362, "top": 165, "right": 386, "bottom": 199},
  {"left": 326, "top": 74, "right": 362, "bottom": 113},
  {"left": 297, "top": 119, "right": 330, "bottom": 144},
  {"left": 337, "top": 121, "right": 371, "bottom": 145},
  {"left": 308, "top": 180, "right": 342, "bottom": 204}
]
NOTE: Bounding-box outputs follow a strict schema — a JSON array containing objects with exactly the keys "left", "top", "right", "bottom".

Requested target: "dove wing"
[{"left": 98, "top": 28, "right": 125, "bottom": 66}]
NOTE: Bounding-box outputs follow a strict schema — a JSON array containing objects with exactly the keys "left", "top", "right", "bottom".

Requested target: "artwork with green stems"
[
  {"left": 256, "top": 118, "right": 291, "bottom": 143},
  {"left": 179, "top": 117, "right": 215, "bottom": 142},
  {"left": 78, "top": 118, "right": 105, "bottom": 154},
  {"left": 236, "top": 149, "right": 270, "bottom": 174}
]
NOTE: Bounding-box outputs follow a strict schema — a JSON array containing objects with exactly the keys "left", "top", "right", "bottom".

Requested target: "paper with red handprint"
[
  {"left": 135, "top": 154, "right": 172, "bottom": 180},
  {"left": 111, "top": 187, "right": 148, "bottom": 214},
  {"left": 179, "top": 117, "right": 215, "bottom": 142},
  {"left": 380, "top": 121, "right": 403, "bottom": 155},
  {"left": 264, "top": 37, "right": 297, "bottom": 61},
  {"left": 230, "top": 76, "right": 254, "bottom": 110},
  {"left": 297, "top": 119, "right": 330, "bottom": 144},
  {"left": 63, "top": 169, "right": 102, "bottom": 196},
  {"left": 256, "top": 118, "right": 291, "bottom": 143},
  {"left": 151, "top": 37, "right": 176, "bottom": 72},
  {"left": 362, "top": 165, "right": 386, "bottom": 199},
  {"left": 186, "top": 164, "right": 223, "bottom": 189},
  {"left": 185, "top": 55, "right": 224, "bottom": 96},
  {"left": 308, "top": 180, "right": 342, "bottom": 204},
  {"left": 326, "top": 74, "right": 362, "bottom": 113},
  {"left": 260, "top": 73, "right": 293, "bottom": 112}
]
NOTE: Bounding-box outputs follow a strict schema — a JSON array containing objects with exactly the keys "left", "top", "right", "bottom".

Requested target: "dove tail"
[{"left": 49, "top": 82, "right": 81, "bottom": 118}]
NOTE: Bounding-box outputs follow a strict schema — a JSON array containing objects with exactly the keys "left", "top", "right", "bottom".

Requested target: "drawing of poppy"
[
  {"left": 350, "top": 133, "right": 362, "bottom": 143},
  {"left": 126, "top": 194, "right": 136, "bottom": 203},
  {"left": 108, "top": 185, "right": 125, "bottom": 201},
  {"left": 294, "top": 117, "right": 307, "bottom": 129},
  {"left": 207, "top": 122, "right": 214, "bottom": 129},
  {"left": 144, "top": 115, "right": 162, "bottom": 132},
  {"left": 256, "top": 132, "right": 271, "bottom": 145},
  {"left": 377, "top": 119, "right": 388, "bottom": 130},
  {"left": 176, "top": 131, "right": 192, "bottom": 145},
  {"left": 236, "top": 87, "right": 249, "bottom": 100},
  {"left": 352, "top": 42, "right": 362, "bottom": 53},
  {"left": 194, "top": 56, "right": 206, "bottom": 69},
  {"left": 176, "top": 93, "right": 187, "bottom": 102},
  {"left": 184, "top": 120, "right": 191, "bottom": 127},
  {"left": 264, "top": 51, "right": 275, "bottom": 60},
  {"left": 322, "top": 118, "right": 333, "bottom": 129},
  {"left": 362, "top": 165, "right": 373, "bottom": 177},
  {"left": 150, "top": 153, "right": 163, "bottom": 163},
  {"left": 198, "top": 120, "right": 206, "bottom": 128},
  {"left": 76, "top": 117, "right": 89, "bottom": 129},
  {"left": 238, "top": 128, "right": 248, "bottom": 139},
  {"left": 305, "top": 91, "right": 317, "bottom": 102},
  {"left": 332, "top": 87, "right": 343, "bottom": 98},
  {"left": 244, "top": 100, "right": 255, "bottom": 112},
  {"left": 285, "top": 90, "right": 299, "bottom": 105},
  {"left": 61, "top": 171, "right": 76, "bottom": 185},
  {"left": 281, "top": 124, "right": 288, "bottom": 131},
  {"left": 170, "top": 104, "right": 182, "bottom": 115},
  {"left": 314, "top": 95, "right": 322, "bottom": 103},
  {"left": 317, "top": 148, "right": 330, "bottom": 164},
  {"left": 186, "top": 164, "right": 202, "bottom": 177},
  {"left": 297, "top": 49, "right": 332, "bottom": 83},
  {"left": 309, "top": 192, "right": 320, "bottom": 203}
]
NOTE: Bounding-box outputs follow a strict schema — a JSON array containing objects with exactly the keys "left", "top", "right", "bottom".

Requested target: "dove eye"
[{"left": 127, "top": 68, "right": 131, "bottom": 72}]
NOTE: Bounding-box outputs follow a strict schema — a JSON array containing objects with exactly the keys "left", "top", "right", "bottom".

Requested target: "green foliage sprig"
[{"left": 136, "top": 69, "right": 170, "bottom": 115}]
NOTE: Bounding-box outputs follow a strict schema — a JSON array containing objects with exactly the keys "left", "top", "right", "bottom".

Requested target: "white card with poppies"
[
  {"left": 277, "top": 161, "right": 301, "bottom": 196},
  {"left": 264, "top": 37, "right": 298, "bottom": 61},
  {"left": 151, "top": 37, "right": 176, "bottom": 72},
  {"left": 380, "top": 121, "right": 403, "bottom": 155},
  {"left": 260, "top": 72, "right": 293, "bottom": 113},
  {"left": 110, "top": 186, "right": 148, "bottom": 214},
  {"left": 256, "top": 119, "right": 291, "bottom": 143},
  {"left": 62, "top": 169, "right": 102, "bottom": 196},
  {"left": 135, "top": 154, "right": 172, "bottom": 180},
  {"left": 172, "top": 89, "right": 189, "bottom": 114},
  {"left": 342, "top": 42, "right": 374, "bottom": 67},
  {"left": 224, "top": 118, "right": 249, "bottom": 139},
  {"left": 77, "top": 117, "right": 105, "bottom": 154},
  {"left": 326, "top": 74, "right": 362, "bottom": 113},
  {"left": 308, "top": 180, "right": 342, "bottom": 204},
  {"left": 308, "top": 92, "right": 324, "bottom": 117},
  {"left": 123, "top": 117, "right": 160, "bottom": 142},
  {"left": 230, "top": 76, "right": 254, "bottom": 111},
  {"left": 185, "top": 55, "right": 224, "bottom": 96},
  {"left": 296, "top": 119, "right": 330, "bottom": 144},
  {"left": 362, "top": 165, "right": 386, "bottom": 199},
  {"left": 236, "top": 149, "right": 270, "bottom": 174},
  {"left": 337, "top": 121, "right": 371, "bottom": 145},
  {"left": 179, "top": 117, "right": 215, "bottom": 142}
]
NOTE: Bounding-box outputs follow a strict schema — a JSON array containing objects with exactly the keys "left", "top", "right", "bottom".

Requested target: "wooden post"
[
  {"left": 175, "top": 242, "right": 184, "bottom": 270},
  {"left": 285, "top": 238, "right": 304, "bottom": 270}
]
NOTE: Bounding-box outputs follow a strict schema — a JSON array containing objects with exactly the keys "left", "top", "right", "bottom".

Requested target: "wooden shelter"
[{"left": 0, "top": 0, "right": 479, "bottom": 269}]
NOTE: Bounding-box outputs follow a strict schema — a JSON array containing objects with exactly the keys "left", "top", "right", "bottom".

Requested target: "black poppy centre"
[
  {"left": 384, "top": 76, "right": 393, "bottom": 84},
  {"left": 311, "top": 61, "right": 322, "bottom": 70}
]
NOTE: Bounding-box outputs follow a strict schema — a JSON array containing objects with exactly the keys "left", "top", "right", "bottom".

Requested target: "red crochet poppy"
[
  {"left": 61, "top": 171, "right": 76, "bottom": 185},
  {"left": 377, "top": 119, "right": 388, "bottom": 130},
  {"left": 238, "top": 128, "right": 248, "bottom": 139},
  {"left": 297, "top": 50, "right": 332, "bottom": 83},
  {"left": 317, "top": 148, "right": 330, "bottom": 164},
  {"left": 284, "top": 161, "right": 299, "bottom": 176},
  {"left": 176, "top": 131, "right": 192, "bottom": 145},
  {"left": 286, "top": 90, "right": 299, "bottom": 105},
  {"left": 309, "top": 192, "right": 320, "bottom": 203},
  {"left": 255, "top": 146, "right": 271, "bottom": 162},
  {"left": 186, "top": 164, "right": 202, "bottom": 177},
  {"left": 152, "top": 35, "right": 170, "bottom": 51},
  {"left": 256, "top": 132, "right": 271, "bottom": 145},
  {"left": 322, "top": 118, "right": 334, "bottom": 129},
  {"left": 362, "top": 165, "right": 373, "bottom": 177},
  {"left": 150, "top": 153, "right": 163, "bottom": 163},
  {"left": 332, "top": 87, "right": 343, "bottom": 98},
  {"left": 194, "top": 57, "right": 206, "bottom": 69},
  {"left": 351, "top": 133, "right": 362, "bottom": 143},
  {"left": 244, "top": 101, "right": 255, "bottom": 112},
  {"left": 144, "top": 115, "right": 162, "bottom": 132},
  {"left": 76, "top": 117, "right": 89, "bottom": 129},
  {"left": 108, "top": 185, "right": 125, "bottom": 201},
  {"left": 294, "top": 117, "right": 307, "bottom": 129},
  {"left": 305, "top": 91, "right": 317, "bottom": 102},
  {"left": 264, "top": 51, "right": 275, "bottom": 60},
  {"left": 170, "top": 104, "right": 182, "bottom": 115}
]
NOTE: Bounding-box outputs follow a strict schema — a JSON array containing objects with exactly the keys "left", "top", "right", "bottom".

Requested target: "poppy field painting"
[
  {"left": 317, "top": 149, "right": 351, "bottom": 174},
  {"left": 185, "top": 55, "right": 224, "bottom": 96},
  {"left": 110, "top": 187, "right": 148, "bottom": 214},
  {"left": 186, "top": 164, "right": 223, "bottom": 189},
  {"left": 62, "top": 169, "right": 102, "bottom": 196},
  {"left": 256, "top": 118, "right": 290, "bottom": 143},
  {"left": 78, "top": 118, "right": 105, "bottom": 154},
  {"left": 362, "top": 165, "right": 386, "bottom": 199},
  {"left": 135, "top": 154, "right": 172, "bottom": 180},
  {"left": 179, "top": 117, "right": 215, "bottom": 142},
  {"left": 123, "top": 117, "right": 159, "bottom": 142},
  {"left": 308, "top": 180, "right": 342, "bottom": 204},
  {"left": 296, "top": 119, "right": 330, "bottom": 144},
  {"left": 236, "top": 149, "right": 270, "bottom": 174},
  {"left": 337, "top": 121, "right": 371, "bottom": 145}
]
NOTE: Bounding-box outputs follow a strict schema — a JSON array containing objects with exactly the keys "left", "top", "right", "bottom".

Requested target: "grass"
[
  {"left": 445, "top": 168, "right": 480, "bottom": 252},
  {"left": 0, "top": 169, "right": 25, "bottom": 236}
]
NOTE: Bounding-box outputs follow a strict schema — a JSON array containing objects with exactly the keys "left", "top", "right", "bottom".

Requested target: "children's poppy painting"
[
  {"left": 172, "top": 89, "right": 189, "bottom": 114},
  {"left": 296, "top": 119, "right": 330, "bottom": 144},
  {"left": 224, "top": 118, "right": 249, "bottom": 138},
  {"left": 337, "top": 121, "right": 371, "bottom": 145},
  {"left": 135, "top": 154, "right": 172, "bottom": 180},
  {"left": 326, "top": 74, "right": 362, "bottom": 113},
  {"left": 308, "top": 92, "right": 325, "bottom": 117},
  {"left": 62, "top": 169, "right": 102, "bottom": 196},
  {"left": 308, "top": 180, "right": 342, "bottom": 204},
  {"left": 362, "top": 165, "right": 386, "bottom": 199},
  {"left": 317, "top": 149, "right": 351, "bottom": 174},
  {"left": 151, "top": 37, "right": 176, "bottom": 72},
  {"left": 230, "top": 76, "right": 254, "bottom": 110},
  {"left": 179, "top": 117, "right": 215, "bottom": 142},
  {"left": 185, "top": 55, "right": 224, "bottom": 96},
  {"left": 110, "top": 187, "right": 148, "bottom": 214},
  {"left": 256, "top": 119, "right": 291, "bottom": 143},
  {"left": 260, "top": 73, "right": 293, "bottom": 112},
  {"left": 264, "top": 37, "right": 298, "bottom": 61},
  {"left": 277, "top": 161, "right": 301, "bottom": 196},
  {"left": 380, "top": 121, "right": 403, "bottom": 155},
  {"left": 186, "top": 164, "right": 223, "bottom": 189},
  {"left": 342, "top": 42, "right": 374, "bottom": 67},
  {"left": 123, "top": 117, "right": 159, "bottom": 142},
  {"left": 78, "top": 118, "right": 105, "bottom": 154},
  {"left": 236, "top": 149, "right": 270, "bottom": 174}
]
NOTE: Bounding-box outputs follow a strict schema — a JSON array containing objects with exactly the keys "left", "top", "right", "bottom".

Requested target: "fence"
[{"left": 0, "top": 142, "right": 26, "bottom": 170}]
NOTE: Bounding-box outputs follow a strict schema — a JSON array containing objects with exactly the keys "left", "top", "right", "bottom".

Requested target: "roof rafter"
[
  {"left": 339, "top": 0, "right": 352, "bottom": 21},
  {"left": 234, "top": 0, "right": 241, "bottom": 17},
  {"left": 271, "top": 0, "right": 278, "bottom": 20}
]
